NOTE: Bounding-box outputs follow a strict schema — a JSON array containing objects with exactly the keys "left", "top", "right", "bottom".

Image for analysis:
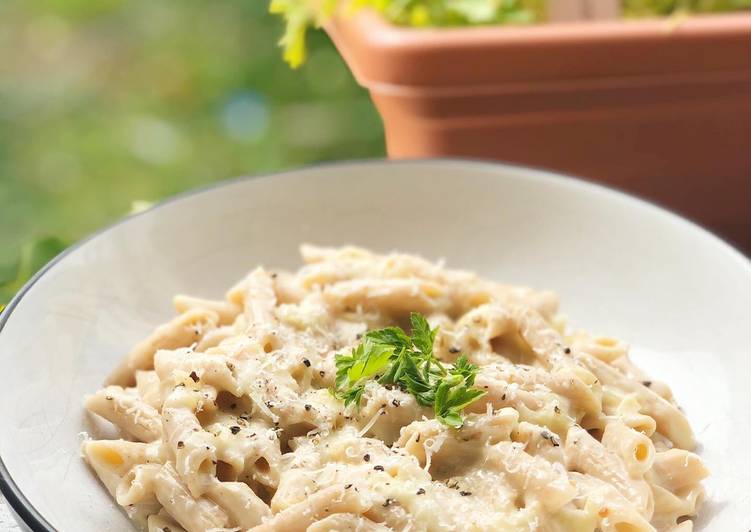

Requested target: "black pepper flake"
[
  {"left": 363, "top": 454, "right": 371, "bottom": 462},
  {"left": 460, "top": 491, "right": 472, "bottom": 496},
  {"left": 449, "top": 347, "right": 460, "bottom": 354},
  {"left": 554, "top": 405, "right": 561, "bottom": 414},
  {"left": 642, "top": 380, "right": 652, "bottom": 387},
  {"left": 501, "top": 393, "right": 507, "bottom": 401},
  {"left": 230, "top": 426, "right": 241, "bottom": 435},
  {"left": 304, "top": 404, "right": 312, "bottom": 411},
  {"left": 564, "top": 347, "right": 571, "bottom": 354},
  {"left": 416, "top": 488, "right": 425, "bottom": 495},
  {"left": 344, "top": 483, "right": 352, "bottom": 489},
  {"left": 391, "top": 398, "right": 401, "bottom": 407},
  {"left": 319, "top": 370, "right": 326, "bottom": 377},
  {"left": 163, "top": 528, "right": 171, "bottom": 532},
  {"left": 189, "top": 371, "right": 199, "bottom": 382},
  {"left": 541, "top": 430, "right": 560, "bottom": 447},
  {"left": 302, "top": 358, "right": 311, "bottom": 367},
  {"left": 382, "top": 498, "right": 394, "bottom": 507},
  {"left": 415, "top": 434, "right": 420, "bottom": 442},
  {"left": 373, "top": 465, "right": 384, "bottom": 471},
  {"left": 205, "top": 445, "right": 210, "bottom": 450},
  {"left": 177, "top": 441, "right": 184, "bottom": 449}
]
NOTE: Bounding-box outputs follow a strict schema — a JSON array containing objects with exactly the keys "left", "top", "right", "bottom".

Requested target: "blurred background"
[
  {"left": 0, "top": 0, "right": 384, "bottom": 304},
  {"left": 1, "top": 0, "right": 749, "bottom": 307}
]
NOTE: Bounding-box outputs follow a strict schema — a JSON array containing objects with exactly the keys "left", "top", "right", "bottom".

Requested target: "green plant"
[
  {"left": 270, "top": 0, "right": 545, "bottom": 67},
  {"left": 270, "top": 0, "right": 751, "bottom": 66},
  {"left": 333, "top": 312, "right": 486, "bottom": 428}
]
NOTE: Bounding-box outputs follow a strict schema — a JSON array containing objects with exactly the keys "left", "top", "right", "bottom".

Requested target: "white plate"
[{"left": 0, "top": 160, "right": 749, "bottom": 531}]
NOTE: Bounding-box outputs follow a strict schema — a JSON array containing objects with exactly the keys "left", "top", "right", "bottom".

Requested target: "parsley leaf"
[
  {"left": 450, "top": 354, "right": 479, "bottom": 386},
  {"left": 340, "top": 384, "right": 365, "bottom": 408},
  {"left": 335, "top": 350, "right": 357, "bottom": 391},
  {"left": 410, "top": 312, "right": 436, "bottom": 356},
  {"left": 366, "top": 326, "right": 412, "bottom": 351},
  {"left": 347, "top": 339, "right": 394, "bottom": 383},
  {"left": 434, "top": 379, "right": 486, "bottom": 428},
  {"left": 333, "top": 312, "right": 486, "bottom": 429}
]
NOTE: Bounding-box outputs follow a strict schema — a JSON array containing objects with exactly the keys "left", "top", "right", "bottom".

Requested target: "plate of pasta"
[{"left": 0, "top": 160, "right": 749, "bottom": 532}]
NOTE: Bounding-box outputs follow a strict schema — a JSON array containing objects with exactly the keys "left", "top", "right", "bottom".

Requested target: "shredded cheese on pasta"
[{"left": 82, "top": 245, "right": 708, "bottom": 532}]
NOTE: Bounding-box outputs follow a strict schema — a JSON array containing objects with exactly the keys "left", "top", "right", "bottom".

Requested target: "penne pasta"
[{"left": 82, "top": 245, "right": 707, "bottom": 531}]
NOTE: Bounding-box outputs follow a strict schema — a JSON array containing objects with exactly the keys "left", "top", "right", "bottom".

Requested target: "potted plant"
[{"left": 270, "top": 0, "right": 751, "bottom": 250}]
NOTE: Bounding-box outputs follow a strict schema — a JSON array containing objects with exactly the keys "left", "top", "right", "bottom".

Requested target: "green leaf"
[
  {"left": 335, "top": 347, "right": 359, "bottom": 389},
  {"left": 437, "top": 411, "right": 463, "bottom": 429},
  {"left": 366, "top": 326, "right": 412, "bottom": 351},
  {"left": 433, "top": 380, "right": 451, "bottom": 413},
  {"left": 447, "top": 0, "right": 499, "bottom": 23},
  {"left": 341, "top": 384, "right": 365, "bottom": 407},
  {"left": 410, "top": 312, "right": 436, "bottom": 356},
  {"left": 451, "top": 354, "right": 479, "bottom": 386},
  {"left": 377, "top": 348, "right": 406, "bottom": 385},
  {"left": 347, "top": 339, "right": 394, "bottom": 383},
  {"left": 446, "top": 386, "right": 486, "bottom": 412},
  {"left": 268, "top": 0, "right": 339, "bottom": 68},
  {"left": 333, "top": 312, "right": 486, "bottom": 427}
]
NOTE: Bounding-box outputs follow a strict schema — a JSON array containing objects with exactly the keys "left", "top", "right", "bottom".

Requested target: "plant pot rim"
[
  {"left": 329, "top": 9, "right": 751, "bottom": 44},
  {"left": 325, "top": 10, "right": 751, "bottom": 89}
]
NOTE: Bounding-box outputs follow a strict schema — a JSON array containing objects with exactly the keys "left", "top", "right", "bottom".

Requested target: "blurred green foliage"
[
  {"left": 0, "top": 236, "right": 68, "bottom": 308},
  {"left": 0, "top": 0, "right": 385, "bottom": 306}
]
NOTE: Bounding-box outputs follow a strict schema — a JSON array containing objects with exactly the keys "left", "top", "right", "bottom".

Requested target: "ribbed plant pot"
[{"left": 325, "top": 12, "right": 751, "bottom": 252}]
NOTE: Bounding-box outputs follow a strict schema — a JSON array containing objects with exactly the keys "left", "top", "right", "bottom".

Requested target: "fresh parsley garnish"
[{"left": 333, "top": 312, "right": 486, "bottom": 428}]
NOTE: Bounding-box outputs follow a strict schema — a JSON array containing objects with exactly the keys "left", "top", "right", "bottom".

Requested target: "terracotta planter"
[{"left": 326, "top": 12, "right": 751, "bottom": 252}]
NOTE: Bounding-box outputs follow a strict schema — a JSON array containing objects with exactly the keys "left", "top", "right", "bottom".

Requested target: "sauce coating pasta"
[{"left": 83, "top": 245, "right": 708, "bottom": 531}]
